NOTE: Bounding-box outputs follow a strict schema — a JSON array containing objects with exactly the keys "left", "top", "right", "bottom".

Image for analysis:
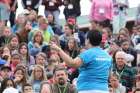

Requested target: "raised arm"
[{"left": 51, "top": 43, "right": 83, "bottom": 68}]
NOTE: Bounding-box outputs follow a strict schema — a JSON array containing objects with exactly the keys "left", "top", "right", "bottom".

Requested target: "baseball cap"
[{"left": 1, "top": 65, "right": 11, "bottom": 71}]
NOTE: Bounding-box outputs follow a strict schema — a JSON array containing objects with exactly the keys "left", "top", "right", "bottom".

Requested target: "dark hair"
[
  {"left": 22, "top": 83, "right": 32, "bottom": 92},
  {"left": 134, "top": 88, "right": 140, "bottom": 93},
  {"left": 90, "top": 20, "right": 99, "bottom": 24},
  {"left": 0, "top": 78, "right": 16, "bottom": 93},
  {"left": 64, "top": 23, "right": 74, "bottom": 32},
  {"left": 65, "top": 36, "right": 79, "bottom": 50},
  {"left": 120, "top": 39, "right": 130, "bottom": 46},
  {"left": 47, "top": 13, "right": 55, "bottom": 23},
  {"left": 18, "top": 42, "right": 30, "bottom": 63},
  {"left": 53, "top": 65, "right": 68, "bottom": 75},
  {"left": 14, "top": 68, "right": 27, "bottom": 85},
  {"left": 86, "top": 30, "right": 102, "bottom": 46}
]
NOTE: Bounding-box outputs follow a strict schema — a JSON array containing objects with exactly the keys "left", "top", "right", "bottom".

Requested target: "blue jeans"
[
  {"left": 113, "top": 10, "right": 127, "bottom": 34},
  {"left": 0, "top": 3, "right": 10, "bottom": 21},
  {"left": 45, "top": 10, "right": 60, "bottom": 25}
]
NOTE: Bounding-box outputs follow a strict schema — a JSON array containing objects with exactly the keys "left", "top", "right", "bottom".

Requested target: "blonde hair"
[
  {"left": 36, "top": 52, "right": 47, "bottom": 60},
  {"left": 30, "top": 65, "right": 47, "bottom": 84},
  {"left": 49, "top": 54, "right": 61, "bottom": 65},
  {"left": 33, "top": 30, "right": 44, "bottom": 44}
]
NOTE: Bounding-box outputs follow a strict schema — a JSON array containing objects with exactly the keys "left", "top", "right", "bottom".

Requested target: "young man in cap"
[{"left": 0, "top": 65, "right": 12, "bottom": 82}]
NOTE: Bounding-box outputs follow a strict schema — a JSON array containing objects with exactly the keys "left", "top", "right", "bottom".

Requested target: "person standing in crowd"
[
  {"left": 63, "top": 0, "right": 81, "bottom": 20},
  {"left": 136, "top": 4, "right": 140, "bottom": 25},
  {"left": 0, "top": 0, "right": 11, "bottom": 26},
  {"left": 9, "top": 0, "right": 17, "bottom": 27},
  {"left": 112, "top": 0, "right": 129, "bottom": 34},
  {"left": 113, "top": 51, "right": 136, "bottom": 92},
  {"left": 42, "top": 0, "right": 63, "bottom": 25},
  {"left": 51, "top": 66, "right": 78, "bottom": 93},
  {"left": 21, "top": 0, "right": 42, "bottom": 12},
  {"left": 51, "top": 30, "right": 112, "bottom": 93},
  {"left": 90, "top": 0, "right": 113, "bottom": 27}
]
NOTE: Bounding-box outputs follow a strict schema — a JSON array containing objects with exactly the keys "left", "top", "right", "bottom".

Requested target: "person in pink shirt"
[{"left": 90, "top": 0, "right": 113, "bottom": 27}]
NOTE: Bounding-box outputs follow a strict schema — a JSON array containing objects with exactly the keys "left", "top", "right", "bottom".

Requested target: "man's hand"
[{"left": 50, "top": 42, "right": 61, "bottom": 52}]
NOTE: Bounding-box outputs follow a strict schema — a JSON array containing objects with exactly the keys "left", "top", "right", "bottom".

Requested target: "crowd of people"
[{"left": 0, "top": 0, "right": 140, "bottom": 93}]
